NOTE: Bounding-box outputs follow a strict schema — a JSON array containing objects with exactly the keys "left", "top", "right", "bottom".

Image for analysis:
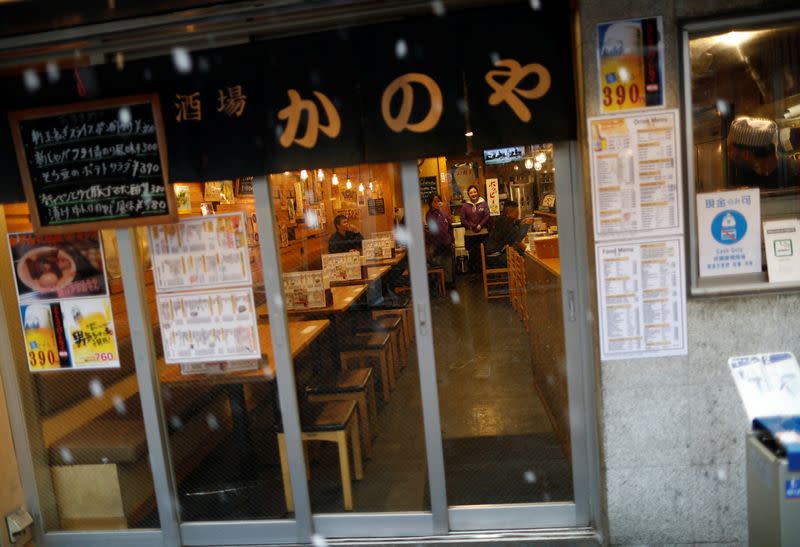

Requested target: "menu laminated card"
[
  {"left": 362, "top": 237, "right": 394, "bottom": 260},
  {"left": 322, "top": 253, "right": 364, "bottom": 282},
  {"left": 283, "top": 271, "right": 330, "bottom": 310}
]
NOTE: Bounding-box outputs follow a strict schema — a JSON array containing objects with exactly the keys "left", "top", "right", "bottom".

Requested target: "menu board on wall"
[
  {"left": 8, "top": 94, "right": 176, "bottom": 233},
  {"left": 149, "top": 212, "right": 251, "bottom": 291},
  {"left": 8, "top": 231, "right": 120, "bottom": 371},
  {"left": 157, "top": 287, "right": 260, "bottom": 364},
  {"left": 362, "top": 237, "right": 393, "bottom": 260},
  {"left": 322, "top": 253, "right": 363, "bottom": 282},
  {"left": 589, "top": 110, "right": 683, "bottom": 241},
  {"left": 595, "top": 237, "right": 687, "bottom": 360},
  {"left": 283, "top": 271, "right": 327, "bottom": 310},
  {"left": 419, "top": 176, "right": 438, "bottom": 203}
]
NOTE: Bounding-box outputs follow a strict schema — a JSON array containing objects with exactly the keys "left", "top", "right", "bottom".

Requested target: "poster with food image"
[
  {"left": 20, "top": 303, "right": 70, "bottom": 371},
  {"left": 174, "top": 184, "right": 193, "bottom": 213},
  {"left": 149, "top": 212, "right": 251, "bottom": 291},
  {"left": 8, "top": 232, "right": 108, "bottom": 303},
  {"left": 322, "top": 253, "right": 363, "bottom": 282},
  {"left": 283, "top": 271, "right": 327, "bottom": 310},
  {"left": 157, "top": 287, "right": 260, "bottom": 364}
]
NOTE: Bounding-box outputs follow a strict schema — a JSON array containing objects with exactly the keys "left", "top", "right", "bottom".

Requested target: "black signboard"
[
  {"left": 419, "top": 176, "right": 438, "bottom": 203},
  {"left": 9, "top": 94, "right": 176, "bottom": 233},
  {"left": 458, "top": 2, "right": 577, "bottom": 149},
  {"left": 236, "top": 176, "right": 254, "bottom": 196},
  {"left": 367, "top": 197, "right": 385, "bottom": 215}
]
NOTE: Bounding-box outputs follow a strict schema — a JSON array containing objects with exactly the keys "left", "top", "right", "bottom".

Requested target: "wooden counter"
[{"left": 524, "top": 251, "right": 560, "bottom": 277}]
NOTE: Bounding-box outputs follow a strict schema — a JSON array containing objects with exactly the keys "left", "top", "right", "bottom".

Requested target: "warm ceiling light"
[
  {"left": 534, "top": 162, "right": 542, "bottom": 171},
  {"left": 345, "top": 178, "right": 352, "bottom": 189},
  {"left": 369, "top": 181, "right": 374, "bottom": 191},
  {"left": 300, "top": 169, "right": 308, "bottom": 180},
  {"left": 358, "top": 182, "right": 365, "bottom": 193},
  {"left": 717, "top": 31, "right": 754, "bottom": 48},
  {"left": 535, "top": 152, "right": 547, "bottom": 163},
  {"left": 524, "top": 158, "right": 534, "bottom": 169},
  {"left": 317, "top": 168, "right": 324, "bottom": 180},
  {"left": 465, "top": 131, "right": 474, "bottom": 137},
  {"left": 332, "top": 172, "right": 339, "bottom": 185}
]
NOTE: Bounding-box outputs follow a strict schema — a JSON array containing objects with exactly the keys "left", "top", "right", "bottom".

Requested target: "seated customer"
[
  {"left": 485, "top": 200, "right": 533, "bottom": 268},
  {"left": 328, "top": 214, "right": 363, "bottom": 254}
]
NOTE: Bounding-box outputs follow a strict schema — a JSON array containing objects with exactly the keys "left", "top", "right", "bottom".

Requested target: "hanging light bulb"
[
  {"left": 332, "top": 172, "right": 339, "bottom": 185},
  {"left": 369, "top": 181, "right": 374, "bottom": 191},
  {"left": 534, "top": 161, "right": 543, "bottom": 171},
  {"left": 358, "top": 182, "right": 365, "bottom": 193},
  {"left": 535, "top": 152, "right": 547, "bottom": 163},
  {"left": 345, "top": 178, "right": 352, "bottom": 189},
  {"left": 317, "top": 168, "right": 324, "bottom": 180},
  {"left": 525, "top": 158, "right": 534, "bottom": 169},
  {"left": 300, "top": 169, "right": 308, "bottom": 180}
]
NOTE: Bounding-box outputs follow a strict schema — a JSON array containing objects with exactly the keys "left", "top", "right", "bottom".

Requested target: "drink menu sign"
[
  {"left": 8, "top": 231, "right": 120, "bottom": 371},
  {"left": 9, "top": 94, "right": 177, "bottom": 234}
]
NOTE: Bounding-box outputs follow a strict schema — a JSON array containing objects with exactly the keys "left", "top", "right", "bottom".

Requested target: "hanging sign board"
[
  {"left": 8, "top": 231, "right": 120, "bottom": 372},
  {"left": 8, "top": 94, "right": 177, "bottom": 233},
  {"left": 696, "top": 188, "right": 762, "bottom": 277},
  {"left": 486, "top": 178, "right": 501, "bottom": 216},
  {"left": 597, "top": 17, "right": 664, "bottom": 113}
]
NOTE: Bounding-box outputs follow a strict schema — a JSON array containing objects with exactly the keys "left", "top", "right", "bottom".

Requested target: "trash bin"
[{"left": 746, "top": 415, "right": 800, "bottom": 546}]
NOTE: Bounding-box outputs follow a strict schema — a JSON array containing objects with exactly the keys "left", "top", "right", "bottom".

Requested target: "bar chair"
[
  {"left": 339, "top": 331, "right": 394, "bottom": 402},
  {"left": 480, "top": 243, "right": 509, "bottom": 300}
]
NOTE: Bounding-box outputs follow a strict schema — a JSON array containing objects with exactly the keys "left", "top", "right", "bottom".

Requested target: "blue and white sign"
[
  {"left": 697, "top": 188, "right": 761, "bottom": 277},
  {"left": 786, "top": 479, "right": 800, "bottom": 500}
]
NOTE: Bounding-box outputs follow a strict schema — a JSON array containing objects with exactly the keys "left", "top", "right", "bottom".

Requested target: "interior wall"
[{"left": 578, "top": 0, "right": 800, "bottom": 545}]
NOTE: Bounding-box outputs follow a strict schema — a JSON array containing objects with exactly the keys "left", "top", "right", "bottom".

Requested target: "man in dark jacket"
[
  {"left": 328, "top": 214, "right": 363, "bottom": 253},
  {"left": 485, "top": 200, "right": 533, "bottom": 268}
]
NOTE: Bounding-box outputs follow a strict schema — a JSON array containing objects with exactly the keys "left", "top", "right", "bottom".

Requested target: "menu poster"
[
  {"left": 763, "top": 218, "right": 800, "bottom": 283},
  {"left": 174, "top": 184, "right": 192, "bottom": 214},
  {"left": 589, "top": 110, "right": 682, "bottom": 240},
  {"left": 283, "top": 271, "right": 327, "bottom": 310},
  {"left": 158, "top": 287, "right": 260, "bottom": 364},
  {"left": 322, "top": 253, "right": 363, "bottom": 282},
  {"left": 596, "top": 237, "right": 687, "bottom": 361},
  {"left": 419, "top": 176, "right": 438, "bottom": 203},
  {"left": 149, "top": 212, "right": 251, "bottom": 291},
  {"left": 486, "top": 178, "right": 500, "bottom": 216},
  {"left": 9, "top": 94, "right": 176, "bottom": 233},
  {"left": 203, "top": 181, "right": 222, "bottom": 202},
  {"left": 362, "top": 237, "right": 393, "bottom": 260},
  {"left": 597, "top": 17, "right": 664, "bottom": 113},
  {"left": 696, "top": 188, "right": 761, "bottom": 277},
  {"left": 374, "top": 231, "right": 396, "bottom": 248},
  {"left": 8, "top": 231, "right": 120, "bottom": 371}
]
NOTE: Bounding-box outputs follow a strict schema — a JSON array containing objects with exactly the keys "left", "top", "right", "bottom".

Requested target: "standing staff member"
[
  {"left": 425, "top": 194, "right": 455, "bottom": 288},
  {"left": 460, "top": 184, "right": 491, "bottom": 273}
]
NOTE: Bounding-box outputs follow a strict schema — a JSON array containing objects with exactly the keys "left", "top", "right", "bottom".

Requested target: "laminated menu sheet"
[
  {"left": 158, "top": 287, "right": 260, "bottom": 364},
  {"left": 322, "top": 253, "right": 363, "bottom": 282},
  {"left": 283, "top": 270, "right": 327, "bottom": 310},
  {"left": 595, "top": 237, "right": 687, "bottom": 360},
  {"left": 589, "top": 109, "right": 683, "bottom": 241},
  {"left": 149, "top": 212, "right": 251, "bottom": 291},
  {"left": 362, "top": 237, "right": 393, "bottom": 260}
]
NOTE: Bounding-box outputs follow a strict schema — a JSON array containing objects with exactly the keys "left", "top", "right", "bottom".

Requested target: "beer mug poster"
[
  {"left": 696, "top": 188, "right": 762, "bottom": 277},
  {"left": 8, "top": 231, "right": 120, "bottom": 371},
  {"left": 597, "top": 17, "right": 664, "bottom": 113}
]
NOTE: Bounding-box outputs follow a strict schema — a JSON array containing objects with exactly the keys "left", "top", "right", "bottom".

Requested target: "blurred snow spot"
[
  {"left": 618, "top": 67, "right": 630, "bottom": 82},
  {"left": 23, "top": 69, "right": 40, "bottom": 92},
  {"left": 101, "top": 456, "right": 109, "bottom": 464},
  {"left": 198, "top": 56, "right": 210, "bottom": 73},
  {"left": 393, "top": 225, "right": 412, "bottom": 247},
  {"left": 60, "top": 448, "right": 74, "bottom": 464},
  {"left": 457, "top": 98, "right": 468, "bottom": 114},
  {"left": 717, "top": 468, "right": 727, "bottom": 481},
  {"left": 542, "top": 492, "right": 551, "bottom": 502},
  {"left": 88, "top": 378, "right": 104, "bottom": 398},
  {"left": 716, "top": 100, "right": 730, "bottom": 117},
  {"left": 143, "top": 68, "right": 152, "bottom": 81},
  {"left": 309, "top": 70, "right": 321, "bottom": 86},
  {"left": 172, "top": 47, "right": 192, "bottom": 74},
  {"left": 490, "top": 51, "right": 501, "bottom": 66},
  {"left": 546, "top": 374, "right": 555, "bottom": 386},
  {"left": 169, "top": 415, "right": 183, "bottom": 429},
  {"left": 395, "top": 39, "right": 408, "bottom": 59},
  {"left": 118, "top": 107, "right": 131, "bottom": 125},
  {"left": 450, "top": 290, "right": 460, "bottom": 304},
  {"left": 311, "top": 533, "right": 329, "bottom": 547},
  {"left": 207, "top": 413, "right": 220, "bottom": 430},
  {"left": 523, "top": 470, "right": 537, "bottom": 483},
  {"left": 272, "top": 294, "right": 284, "bottom": 309},
  {"left": 529, "top": 0, "right": 542, "bottom": 9},
  {"left": 115, "top": 51, "right": 125, "bottom": 71},
  {"left": 428, "top": 219, "right": 440, "bottom": 234},
  {"left": 46, "top": 61, "right": 60, "bottom": 82},
  {"left": 431, "top": 0, "right": 446, "bottom": 16},
  {"left": 274, "top": 124, "right": 284, "bottom": 141},
  {"left": 113, "top": 395, "right": 126, "bottom": 414}
]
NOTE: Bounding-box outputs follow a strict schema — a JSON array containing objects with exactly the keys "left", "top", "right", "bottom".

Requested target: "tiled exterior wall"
[{"left": 579, "top": 1, "right": 800, "bottom": 544}]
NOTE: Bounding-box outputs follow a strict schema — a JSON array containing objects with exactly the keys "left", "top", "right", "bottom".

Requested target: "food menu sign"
[
  {"left": 8, "top": 231, "right": 120, "bottom": 371},
  {"left": 362, "top": 237, "right": 393, "bottom": 261},
  {"left": 283, "top": 271, "right": 328, "bottom": 310},
  {"left": 8, "top": 94, "right": 177, "bottom": 234},
  {"left": 322, "top": 253, "right": 362, "bottom": 282}
]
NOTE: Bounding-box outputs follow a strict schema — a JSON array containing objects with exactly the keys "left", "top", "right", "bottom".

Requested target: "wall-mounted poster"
[
  {"left": 696, "top": 188, "right": 761, "bottom": 277},
  {"left": 362, "top": 237, "right": 393, "bottom": 260},
  {"left": 158, "top": 287, "right": 260, "bottom": 364},
  {"left": 597, "top": 17, "right": 664, "bottom": 113},
  {"left": 322, "top": 253, "right": 363, "bottom": 282},
  {"left": 204, "top": 181, "right": 222, "bottom": 202},
  {"left": 149, "top": 212, "right": 251, "bottom": 291},
  {"left": 8, "top": 231, "right": 120, "bottom": 371},
  {"left": 283, "top": 271, "right": 328, "bottom": 310},
  {"left": 174, "top": 184, "right": 192, "bottom": 214},
  {"left": 486, "top": 178, "right": 500, "bottom": 216},
  {"left": 236, "top": 177, "right": 254, "bottom": 196}
]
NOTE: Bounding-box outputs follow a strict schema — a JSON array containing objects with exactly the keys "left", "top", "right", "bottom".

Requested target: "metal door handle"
[{"left": 567, "top": 290, "right": 575, "bottom": 322}]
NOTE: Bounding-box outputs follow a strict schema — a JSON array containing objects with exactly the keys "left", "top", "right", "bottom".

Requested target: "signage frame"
[{"left": 8, "top": 93, "right": 177, "bottom": 234}]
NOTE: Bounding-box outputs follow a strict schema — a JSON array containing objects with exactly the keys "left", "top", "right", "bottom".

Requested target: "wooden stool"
[
  {"left": 306, "top": 368, "right": 378, "bottom": 458},
  {"left": 480, "top": 243, "right": 509, "bottom": 300},
  {"left": 340, "top": 332, "right": 394, "bottom": 402},
  {"left": 427, "top": 266, "right": 445, "bottom": 296},
  {"left": 277, "top": 401, "right": 363, "bottom": 512},
  {"left": 361, "top": 315, "right": 404, "bottom": 373},
  {"left": 372, "top": 309, "right": 409, "bottom": 352}
]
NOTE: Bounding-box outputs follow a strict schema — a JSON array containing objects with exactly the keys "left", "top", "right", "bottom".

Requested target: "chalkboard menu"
[
  {"left": 9, "top": 94, "right": 176, "bottom": 234},
  {"left": 419, "top": 176, "right": 438, "bottom": 203},
  {"left": 236, "top": 177, "right": 254, "bottom": 196},
  {"left": 367, "top": 198, "right": 385, "bottom": 216}
]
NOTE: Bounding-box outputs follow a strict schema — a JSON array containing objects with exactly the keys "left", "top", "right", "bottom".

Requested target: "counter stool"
[
  {"left": 306, "top": 368, "right": 377, "bottom": 458},
  {"left": 359, "top": 316, "right": 403, "bottom": 375},
  {"left": 427, "top": 266, "right": 446, "bottom": 296},
  {"left": 372, "top": 309, "right": 409, "bottom": 353},
  {"left": 340, "top": 332, "right": 394, "bottom": 402},
  {"left": 277, "top": 401, "right": 363, "bottom": 512}
]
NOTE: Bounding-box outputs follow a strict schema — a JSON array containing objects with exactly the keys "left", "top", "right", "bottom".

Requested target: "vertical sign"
[
  {"left": 486, "top": 178, "right": 500, "bottom": 216},
  {"left": 696, "top": 188, "right": 762, "bottom": 277},
  {"left": 8, "top": 231, "right": 120, "bottom": 371},
  {"left": 597, "top": 17, "right": 664, "bottom": 113}
]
